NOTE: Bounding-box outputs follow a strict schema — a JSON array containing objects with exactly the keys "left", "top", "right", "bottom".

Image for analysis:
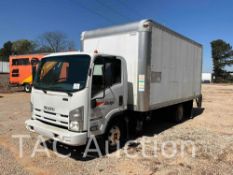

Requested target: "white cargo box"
[
  {"left": 202, "top": 73, "right": 212, "bottom": 83},
  {"left": 81, "top": 19, "right": 202, "bottom": 112}
]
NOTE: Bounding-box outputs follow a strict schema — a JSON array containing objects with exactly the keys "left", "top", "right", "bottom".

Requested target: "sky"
[{"left": 0, "top": 0, "right": 233, "bottom": 73}]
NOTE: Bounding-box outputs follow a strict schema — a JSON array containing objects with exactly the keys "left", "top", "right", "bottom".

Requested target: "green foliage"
[
  {"left": 12, "top": 40, "right": 35, "bottom": 55},
  {"left": 0, "top": 32, "right": 75, "bottom": 61},
  {"left": 211, "top": 39, "right": 233, "bottom": 82},
  {"left": 0, "top": 41, "right": 13, "bottom": 58},
  {"left": 0, "top": 40, "right": 36, "bottom": 61},
  {"left": 0, "top": 56, "right": 9, "bottom": 62},
  {"left": 3, "top": 41, "right": 13, "bottom": 56}
]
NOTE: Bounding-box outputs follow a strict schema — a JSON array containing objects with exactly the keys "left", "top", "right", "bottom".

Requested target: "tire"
[
  {"left": 127, "top": 114, "right": 144, "bottom": 136},
  {"left": 100, "top": 118, "right": 126, "bottom": 153},
  {"left": 196, "top": 95, "right": 202, "bottom": 108},
  {"left": 24, "top": 84, "right": 31, "bottom": 93},
  {"left": 184, "top": 100, "right": 193, "bottom": 118},
  {"left": 174, "top": 104, "right": 184, "bottom": 123}
]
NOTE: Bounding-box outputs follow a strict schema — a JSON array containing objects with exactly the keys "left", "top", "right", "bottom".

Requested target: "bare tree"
[{"left": 37, "top": 32, "right": 76, "bottom": 52}]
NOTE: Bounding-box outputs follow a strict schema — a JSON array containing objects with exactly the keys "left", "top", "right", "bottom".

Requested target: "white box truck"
[
  {"left": 202, "top": 73, "right": 212, "bottom": 83},
  {"left": 25, "top": 19, "right": 202, "bottom": 149}
]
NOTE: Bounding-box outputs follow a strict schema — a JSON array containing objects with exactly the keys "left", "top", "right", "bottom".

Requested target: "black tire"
[
  {"left": 174, "top": 104, "right": 184, "bottom": 123},
  {"left": 100, "top": 118, "right": 126, "bottom": 153},
  {"left": 184, "top": 100, "right": 193, "bottom": 118},
  {"left": 24, "top": 84, "right": 31, "bottom": 93},
  {"left": 196, "top": 95, "right": 202, "bottom": 108}
]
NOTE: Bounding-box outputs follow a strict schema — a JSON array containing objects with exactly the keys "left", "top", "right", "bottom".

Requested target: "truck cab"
[{"left": 26, "top": 51, "right": 128, "bottom": 147}]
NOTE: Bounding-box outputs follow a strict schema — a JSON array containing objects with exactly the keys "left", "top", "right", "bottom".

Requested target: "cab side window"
[
  {"left": 91, "top": 57, "right": 121, "bottom": 97},
  {"left": 92, "top": 58, "right": 104, "bottom": 97},
  {"left": 111, "top": 58, "right": 121, "bottom": 85}
]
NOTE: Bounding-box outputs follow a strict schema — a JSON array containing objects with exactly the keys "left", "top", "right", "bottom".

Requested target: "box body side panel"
[{"left": 150, "top": 26, "right": 202, "bottom": 108}]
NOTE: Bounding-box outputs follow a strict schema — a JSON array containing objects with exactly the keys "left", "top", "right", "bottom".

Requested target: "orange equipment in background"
[{"left": 9, "top": 54, "right": 47, "bottom": 92}]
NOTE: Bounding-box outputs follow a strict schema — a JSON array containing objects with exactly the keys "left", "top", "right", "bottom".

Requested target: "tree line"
[
  {"left": 0, "top": 32, "right": 75, "bottom": 61},
  {"left": 211, "top": 39, "right": 233, "bottom": 83}
]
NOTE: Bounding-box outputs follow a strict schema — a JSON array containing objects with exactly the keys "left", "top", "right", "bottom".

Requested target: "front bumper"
[{"left": 25, "top": 119, "right": 87, "bottom": 146}]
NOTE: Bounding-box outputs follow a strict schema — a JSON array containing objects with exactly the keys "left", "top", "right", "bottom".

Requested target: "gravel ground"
[
  {"left": 0, "top": 84, "right": 233, "bottom": 175},
  {"left": 0, "top": 73, "right": 24, "bottom": 93}
]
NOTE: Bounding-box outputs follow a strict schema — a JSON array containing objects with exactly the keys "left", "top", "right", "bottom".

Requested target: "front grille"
[
  {"left": 33, "top": 109, "right": 69, "bottom": 128},
  {"left": 12, "top": 69, "right": 19, "bottom": 73},
  {"left": 12, "top": 74, "right": 19, "bottom": 77},
  {"left": 60, "top": 114, "right": 68, "bottom": 118},
  {"left": 44, "top": 110, "right": 56, "bottom": 115},
  {"left": 44, "top": 117, "right": 56, "bottom": 122},
  {"left": 12, "top": 69, "right": 19, "bottom": 77},
  {"left": 37, "top": 119, "right": 68, "bottom": 130}
]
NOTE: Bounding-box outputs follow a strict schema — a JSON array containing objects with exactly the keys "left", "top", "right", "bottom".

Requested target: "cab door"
[{"left": 90, "top": 56, "right": 125, "bottom": 134}]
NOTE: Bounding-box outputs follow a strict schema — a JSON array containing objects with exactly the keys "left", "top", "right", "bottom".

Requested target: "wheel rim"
[
  {"left": 108, "top": 126, "right": 121, "bottom": 146},
  {"left": 25, "top": 85, "right": 30, "bottom": 92}
]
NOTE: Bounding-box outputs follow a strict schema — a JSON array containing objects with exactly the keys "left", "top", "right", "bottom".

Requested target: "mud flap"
[{"left": 196, "top": 94, "right": 202, "bottom": 108}]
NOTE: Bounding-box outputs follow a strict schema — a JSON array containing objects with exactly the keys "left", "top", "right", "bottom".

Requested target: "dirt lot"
[
  {"left": 0, "top": 74, "right": 9, "bottom": 91},
  {"left": 0, "top": 73, "right": 24, "bottom": 93},
  {"left": 0, "top": 84, "right": 233, "bottom": 175}
]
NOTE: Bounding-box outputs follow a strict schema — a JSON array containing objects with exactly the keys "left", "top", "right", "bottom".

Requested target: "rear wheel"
[
  {"left": 184, "top": 100, "right": 193, "bottom": 118},
  {"left": 174, "top": 104, "right": 184, "bottom": 123},
  {"left": 196, "top": 95, "right": 202, "bottom": 108},
  {"left": 24, "top": 84, "right": 31, "bottom": 93}
]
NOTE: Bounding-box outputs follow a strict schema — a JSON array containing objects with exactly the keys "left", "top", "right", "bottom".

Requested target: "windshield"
[{"left": 34, "top": 55, "right": 91, "bottom": 92}]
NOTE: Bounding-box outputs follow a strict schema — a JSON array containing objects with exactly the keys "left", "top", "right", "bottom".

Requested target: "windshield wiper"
[
  {"left": 47, "top": 86, "right": 73, "bottom": 97},
  {"left": 34, "top": 84, "right": 73, "bottom": 97},
  {"left": 34, "top": 84, "right": 47, "bottom": 94}
]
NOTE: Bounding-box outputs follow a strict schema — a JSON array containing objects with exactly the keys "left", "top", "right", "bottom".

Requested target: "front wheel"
[
  {"left": 24, "top": 84, "right": 31, "bottom": 93},
  {"left": 100, "top": 119, "right": 126, "bottom": 153}
]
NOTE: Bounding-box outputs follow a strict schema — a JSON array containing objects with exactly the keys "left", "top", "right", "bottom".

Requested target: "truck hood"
[
  {"left": 31, "top": 88, "right": 89, "bottom": 129},
  {"left": 32, "top": 89, "right": 72, "bottom": 115},
  {"left": 32, "top": 88, "right": 89, "bottom": 114}
]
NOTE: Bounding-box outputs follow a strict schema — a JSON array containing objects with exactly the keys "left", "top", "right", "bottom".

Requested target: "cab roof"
[
  {"left": 43, "top": 51, "right": 120, "bottom": 59},
  {"left": 44, "top": 51, "right": 94, "bottom": 58}
]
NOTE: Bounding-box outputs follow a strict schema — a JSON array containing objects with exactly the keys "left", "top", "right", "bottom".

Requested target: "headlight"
[
  {"left": 69, "top": 106, "right": 84, "bottom": 132},
  {"left": 69, "top": 121, "right": 80, "bottom": 131}
]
